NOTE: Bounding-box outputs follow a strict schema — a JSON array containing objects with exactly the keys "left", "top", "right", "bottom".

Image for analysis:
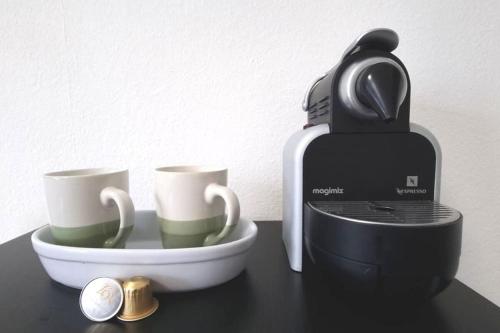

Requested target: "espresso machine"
[{"left": 283, "top": 28, "right": 463, "bottom": 302}]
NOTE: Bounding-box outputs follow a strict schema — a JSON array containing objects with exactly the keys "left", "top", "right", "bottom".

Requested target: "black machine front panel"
[{"left": 303, "top": 132, "right": 436, "bottom": 202}]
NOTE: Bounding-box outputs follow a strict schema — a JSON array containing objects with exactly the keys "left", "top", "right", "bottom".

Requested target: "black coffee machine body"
[{"left": 283, "top": 28, "right": 463, "bottom": 303}]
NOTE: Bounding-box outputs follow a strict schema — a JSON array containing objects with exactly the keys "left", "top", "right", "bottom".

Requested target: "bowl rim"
[{"left": 31, "top": 216, "right": 258, "bottom": 264}]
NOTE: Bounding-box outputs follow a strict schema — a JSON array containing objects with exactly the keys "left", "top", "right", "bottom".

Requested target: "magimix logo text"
[{"left": 312, "top": 187, "right": 344, "bottom": 196}]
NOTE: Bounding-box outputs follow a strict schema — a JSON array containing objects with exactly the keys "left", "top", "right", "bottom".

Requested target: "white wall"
[{"left": 1, "top": 0, "right": 500, "bottom": 305}]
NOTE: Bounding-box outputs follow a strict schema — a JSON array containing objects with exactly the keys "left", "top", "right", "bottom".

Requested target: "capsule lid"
[{"left": 80, "top": 277, "right": 124, "bottom": 322}]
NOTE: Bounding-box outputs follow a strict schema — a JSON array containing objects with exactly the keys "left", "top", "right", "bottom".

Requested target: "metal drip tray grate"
[{"left": 308, "top": 200, "right": 461, "bottom": 225}]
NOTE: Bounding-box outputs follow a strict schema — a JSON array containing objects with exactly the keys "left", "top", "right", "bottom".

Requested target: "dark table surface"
[{"left": 1, "top": 221, "right": 500, "bottom": 333}]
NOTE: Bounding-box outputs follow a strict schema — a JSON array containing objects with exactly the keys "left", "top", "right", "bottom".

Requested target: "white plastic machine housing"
[{"left": 282, "top": 123, "right": 442, "bottom": 272}]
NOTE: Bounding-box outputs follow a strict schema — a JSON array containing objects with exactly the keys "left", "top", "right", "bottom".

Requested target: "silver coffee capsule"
[{"left": 80, "top": 277, "right": 124, "bottom": 322}]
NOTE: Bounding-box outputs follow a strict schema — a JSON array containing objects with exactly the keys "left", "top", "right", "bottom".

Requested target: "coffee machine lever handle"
[{"left": 341, "top": 28, "right": 399, "bottom": 60}]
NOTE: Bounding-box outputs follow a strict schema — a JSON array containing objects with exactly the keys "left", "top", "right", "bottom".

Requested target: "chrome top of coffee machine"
[{"left": 283, "top": 28, "right": 463, "bottom": 302}]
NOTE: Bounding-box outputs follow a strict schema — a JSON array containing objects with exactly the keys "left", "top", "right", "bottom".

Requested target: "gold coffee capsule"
[{"left": 117, "top": 276, "right": 159, "bottom": 321}]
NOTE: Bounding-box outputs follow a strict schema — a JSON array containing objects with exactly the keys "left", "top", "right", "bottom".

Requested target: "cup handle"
[
  {"left": 99, "top": 186, "right": 135, "bottom": 248},
  {"left": 203, "top": 183, "right": 240, "bottom": 246}
]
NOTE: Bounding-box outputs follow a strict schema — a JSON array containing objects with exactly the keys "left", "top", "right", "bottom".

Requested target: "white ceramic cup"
[
  {"left": 44, "top": 168, "right": 135, "bottom": 248},
  {"left": 155, "top": 166, "right": 240, "bottom": 248}
]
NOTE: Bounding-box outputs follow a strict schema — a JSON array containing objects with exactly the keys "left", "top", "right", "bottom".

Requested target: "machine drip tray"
[
  {"left": 308, "top": 200, "right": 461, "bottom": 226},
  {"left": 303, "top": 200, "right": 463, "bottom": 301}
]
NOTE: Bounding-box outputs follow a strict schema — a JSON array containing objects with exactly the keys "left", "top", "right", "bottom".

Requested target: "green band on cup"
[{"left": 50, "top": 220, "right": 132, "bottom": 248}]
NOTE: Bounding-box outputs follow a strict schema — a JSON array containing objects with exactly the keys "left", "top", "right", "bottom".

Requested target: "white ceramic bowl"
[{"left": 31, "top": 211, "right": 258, "bottom": 292}]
